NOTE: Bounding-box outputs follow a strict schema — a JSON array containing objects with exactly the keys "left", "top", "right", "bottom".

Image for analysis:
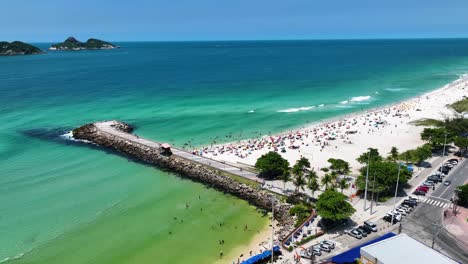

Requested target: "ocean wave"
[
  {"left": 350, "top": 95, "right": 371, "bottom": 102},
  {"left": 248, "top": 110, "right": 255, "bottom": 113},
  {"left": 340, "top": 100, "right": 349, "bottom": 104},
  {"left": 384, "top": 87, "right": 407, "bottom": 92},
  {"left": 318, "top": 104, "right": 325, "bottom": 107},
  {"left": 60, "top": 131, "right": 93, "bottom": 144},
  {"left": 277, "top": 106, "right": 315, "bottom": 113}
]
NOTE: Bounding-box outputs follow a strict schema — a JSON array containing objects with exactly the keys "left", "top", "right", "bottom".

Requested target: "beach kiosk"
[{"left": 161, "top": 143, "right": 172, "bottom": 156}]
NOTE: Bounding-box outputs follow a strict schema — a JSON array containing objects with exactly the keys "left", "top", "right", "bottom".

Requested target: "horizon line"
[{"left": 24, "top": 36, "right": 468, "bottom": 44}]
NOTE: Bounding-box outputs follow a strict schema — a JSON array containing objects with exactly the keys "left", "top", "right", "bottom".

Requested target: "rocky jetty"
[
  {"left": 49, "top": 37, "right": 118, "bottom": 51},
  {"left": 73, "top": 121, "right": 294, "bottom": 239},
  {"left": 0, "top": 41, "right": 43, "bottom": 56}
]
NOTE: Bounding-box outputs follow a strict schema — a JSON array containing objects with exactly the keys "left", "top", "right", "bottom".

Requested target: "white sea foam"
[
  {"left": 384, "top": 87, "right": 407, "bottom": 92},
  {"left": 318, "top": 104, "right": 325, "bottom": 107},
  {"left": 60, "top": 131, "right": 93, "bottom": 144},
  {"left": 277, "top": 106, "right": 315, "bottom": 113},
  {"left": 340, "top": 100, "right": 349, "bottom": 104},
  {"left": 248, "top": 110, "right": 255, "bottom": 113},
  {"left": 350, "top": 95, "right": 371, "bottom": 102}
]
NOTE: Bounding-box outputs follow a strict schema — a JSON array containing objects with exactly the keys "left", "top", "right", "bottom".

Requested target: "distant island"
[
  {"left": 0, "top": 41, "right": 43, "bottom": 56},
  {"left": 49, "top": 37, "right": 119, "bottom": 51}
]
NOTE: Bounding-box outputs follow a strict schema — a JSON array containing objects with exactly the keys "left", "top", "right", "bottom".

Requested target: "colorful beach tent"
[
  {"left": 330, "top": 232, "right": 396, "bottom": 264},
  {"left": 241, "top": 246, "right": 281, "bottom": 264}
]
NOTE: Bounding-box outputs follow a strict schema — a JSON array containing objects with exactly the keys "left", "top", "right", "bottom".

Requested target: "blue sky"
[{"left": 2, "top": 0, "right": 468, "bottom": 42}]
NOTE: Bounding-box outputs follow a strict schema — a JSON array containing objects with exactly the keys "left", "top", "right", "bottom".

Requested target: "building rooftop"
[{"left": 360, "top": 233, "right": 458, "bottom": 264}]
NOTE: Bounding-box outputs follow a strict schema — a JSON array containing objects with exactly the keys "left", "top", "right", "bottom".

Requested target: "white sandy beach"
[{"left": 199, "top": 75, "right": 467, "bottom": 176}]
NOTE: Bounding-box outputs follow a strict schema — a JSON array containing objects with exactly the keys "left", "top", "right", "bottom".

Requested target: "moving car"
[
  {"left": 444, "top": 180, "right": 451, "bottom": 186},
  {"left": 364, "top": 221, "right": 378, "bottom": 232}
]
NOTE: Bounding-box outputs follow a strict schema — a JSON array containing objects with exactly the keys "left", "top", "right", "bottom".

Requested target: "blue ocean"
[{"left": 1, "top": 39, "right": 468, "bottom": 263}]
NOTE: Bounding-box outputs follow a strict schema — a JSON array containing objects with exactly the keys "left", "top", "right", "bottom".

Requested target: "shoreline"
[
  {"left": 215, "top": 219, "right": 274, "bottom": 264},
  {"left": 200, "top": 74, "right": 468, "bottom": 175},
  {"left": 186, "top": 74, "right": 466, "bottom": 152}
]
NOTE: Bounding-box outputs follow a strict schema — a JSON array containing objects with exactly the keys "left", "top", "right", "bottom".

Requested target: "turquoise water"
[{"left": 1, "top": 39, "right": 468, "bottom": 263}]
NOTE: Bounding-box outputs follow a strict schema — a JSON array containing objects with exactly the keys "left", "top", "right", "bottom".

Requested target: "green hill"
[
  {"left": 50, "top": 37, "right": 118, "bottom": 50},
  {"left": 0, "top": 41, "right": 43, "bottom": 56}
]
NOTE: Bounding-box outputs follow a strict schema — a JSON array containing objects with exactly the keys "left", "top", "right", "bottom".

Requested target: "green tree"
[
  {"left": 456, "top": 184, "right": 468, "bottom": 207},
  {"left": 454, "top": 136, "right": 468, "bottom": 156},
  {"left": 399, "top": 150, "right": 413, "bottom": 164},
  {"left": 315, "top": 189, "right": 356, "bottom": 222},
  {"left": 255, "top": 151, "right": 289, "bottom": 180},
  {"left": 280, "top": 168, "right": 291, "bottom": 191},
  {"left": 356, "top": 161, "right": 411, "bottom": 196},
  {"left": 307, "top": 178, "right": 320, "bottom": 198},
  {"left": 412, "top": 144, "right": 433, "bottom": 164},
  {"left": 339, "top": 178, "right": 349, "bottom": 193},
  {"left": 357, "top": 148, "right": 383, "bottom": 164},
  {"left": 328, "top": 158, "right": 351, "bottom": 175},
  {"left": 296, "top": 157, "right": 311, "bottom": 170},
  {"left": 421, "top": 127, "right": 447, "bottom": 148},
  {"left": 292, "top": 171, "right": 307, "bottom": 193},
  {"left": 321, "top": 173, "right": 333, "bottom": 190},
  {"left": 388, "top": 146, "right": 399, "bottom": 162},
  {"left": 307, "top": 170, "right": 318, "bottom": 180}
]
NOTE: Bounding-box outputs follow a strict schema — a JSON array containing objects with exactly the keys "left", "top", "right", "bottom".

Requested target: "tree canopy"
[
  {"left": 328, "top": 158, "right": 351, "bottom": 175},
  {"left": 421, "top": 127, "right": 447, "bottom": 148},
  {"left": 315, "top": 189, "right": 356, "bottom": 221},
  {"left": 356, "top": 148, "right": 383, "bottom": 164},
  {"left": 356, "top": 161, "right": 411, "bottom": 196},
  {"left": 255, "top": 151, "right": 289, "bottom": 180},
  {"left": 456, "top": 184, "right": 468, "bottom": 207}
]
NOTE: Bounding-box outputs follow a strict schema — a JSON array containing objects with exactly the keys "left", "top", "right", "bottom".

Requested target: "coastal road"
[
  {"left": 401, "top": 158, "right": 468, "bottom": 263},
  {"left": 95, "top": 121, "right": 262, "bottom": 182}
]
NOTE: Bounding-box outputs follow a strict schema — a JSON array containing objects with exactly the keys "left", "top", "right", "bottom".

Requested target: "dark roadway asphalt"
[{"left": 400, "top": 158, "right": 468, "bottom": 263}]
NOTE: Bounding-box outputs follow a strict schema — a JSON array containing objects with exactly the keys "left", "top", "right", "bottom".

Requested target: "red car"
[{"left": 417, "top": 186, "right": 429, "bottom": 192}]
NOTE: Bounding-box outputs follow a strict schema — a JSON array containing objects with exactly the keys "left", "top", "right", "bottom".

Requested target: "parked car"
[
  {"left": 383, "top": 215, "right": 398, "bottom": 224},
  {"left": 320, "top": 240, "right": 335, "bottom": 249},
  {"left": 397, "top": 206, "right": 411, "bottom": 213},
  {"left": 394, "top": 208, "right": 407, "bottom": 216},
  {"left": 428, "top": 176, "right": 441, "bottom": 183},
  {"left": 417, "top": 186, "right": 429, "bottom": 192},
  {"left": 402, "top": 201, "right": 417, "bottom": 208},
  {"left": 386, "top": 213, "right": 401, "bottom": 222},
  {"left": 413, "top": 190, "right": 426, "bottom": 196},
  {"left": 355, "top": 227, "right": 368, "bottom": 237},
  {"left": 400, "top": 204, "right": 413, "bottom": 210},
  {"left": 444, "top": 163, "right": 454, "bottom": 168},
  {"left": 348, "top": 229, "right": 363, "bottom": 239},
  {"left": 444, "top": 180, "right": 451, "bottom": 186},
  {"left": 359, "top": 225, "right": 373, "bottom": 234},
  {"left": 408, "top": 196, "right": 420, "bottom": 202},
  {"left": 364, "top": 221, "right": 378, "bottom": 232},
  {"left": 423, "top": 181, "right": 434, "bottom": 187},
  {"left": 310, "top": 247, "right": 321, "bottom": 256},
  {"left": 319, "top": 243, "right": 331, "bottom": 252}
]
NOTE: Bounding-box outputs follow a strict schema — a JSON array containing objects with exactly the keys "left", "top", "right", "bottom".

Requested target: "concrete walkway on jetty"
[{"left": 95, "top": 121, "right": 262, "bottom": 182}]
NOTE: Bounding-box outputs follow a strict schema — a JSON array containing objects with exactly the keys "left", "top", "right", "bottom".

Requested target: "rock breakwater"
[{"left": 72, "top": 120, "right": 294, "bottom": 239}]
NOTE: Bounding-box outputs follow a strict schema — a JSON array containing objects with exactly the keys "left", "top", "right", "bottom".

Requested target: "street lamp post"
[
  {"left": 391, "top": 163, "right": 402, "bottom": 225},
  {"left": 370, "top": 170, "right": 376, "bottom": 214},
  {"left": 364, "top": 151, "right": 371, "bottom": 211},
  {"left": 442, "top": 132, "right": 448, "bottom": 157},
  {"left": 271, "top": 197, "right": 275, "bottom": 263}
]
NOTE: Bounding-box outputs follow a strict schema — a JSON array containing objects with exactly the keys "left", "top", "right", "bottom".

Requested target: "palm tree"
[
  {"left": 307, "top": 177, "right": 320, "bottom": 198},
  {"left": 321, "top": 173, "right": 333, "bottom": 190},
  {"left": 293, "top": 171, "right": 307, "bottom": 193},
  {"left": 389, "top": 146, "right": 399, "bottom": 162},
  {"left": 307, "top": 169, "right": 318, "bottom": 180},
  {"left": 330, "top": 171, "right": 339, "bottom": 187},
  {"left": 339, "top": 178, "right": 349, "bottom": 193},
  {"left": 281, "top": 168, "right": 291, "bottom": 192}
]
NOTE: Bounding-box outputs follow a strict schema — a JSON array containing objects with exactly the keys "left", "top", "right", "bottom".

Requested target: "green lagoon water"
[{"left": 1, "top": 40, "right": 468, "bottom": 263}]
